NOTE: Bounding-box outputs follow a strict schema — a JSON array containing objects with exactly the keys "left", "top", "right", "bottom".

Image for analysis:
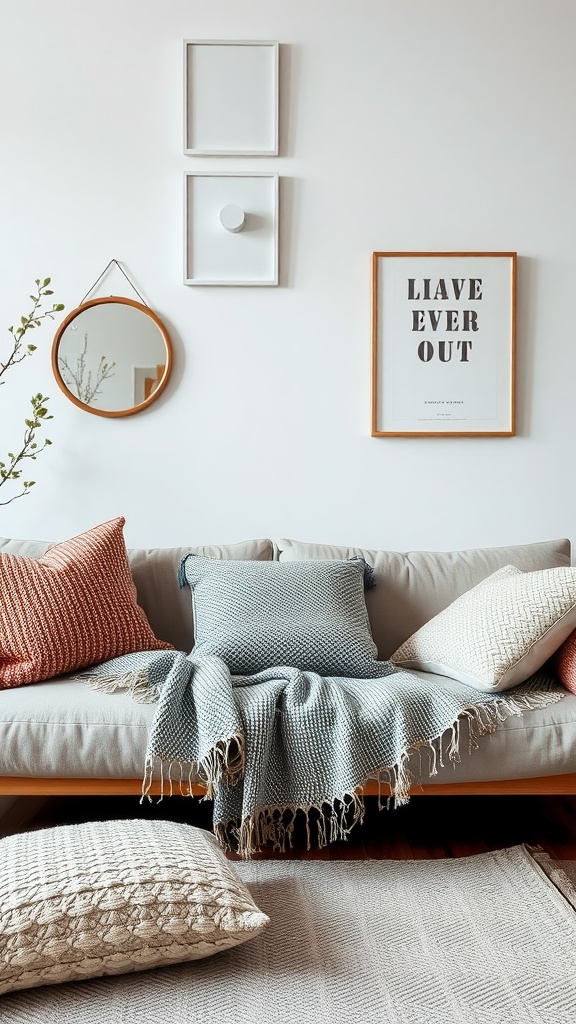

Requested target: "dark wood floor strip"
[{"left": 3, "top": 794, "right": 576, "bottom": 863}]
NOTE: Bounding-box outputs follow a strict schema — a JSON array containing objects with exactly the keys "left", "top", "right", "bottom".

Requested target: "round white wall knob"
[{"left": 219, "top": 204, "right": 245, "bottom": 233}]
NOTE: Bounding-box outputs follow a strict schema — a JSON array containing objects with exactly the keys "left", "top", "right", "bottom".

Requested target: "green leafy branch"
[{"left": 0, "top": 278, "right": 64, "bottom": 506}]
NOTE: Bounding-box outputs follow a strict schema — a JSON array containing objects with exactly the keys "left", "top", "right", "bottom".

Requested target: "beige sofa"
[{"left": 1, "top": 533, "right": 575, "bottom": 800}]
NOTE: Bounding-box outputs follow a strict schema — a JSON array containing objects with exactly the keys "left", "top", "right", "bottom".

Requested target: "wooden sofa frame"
[{"left": 2, "top": 775, "right": 576, "bottom": 797}]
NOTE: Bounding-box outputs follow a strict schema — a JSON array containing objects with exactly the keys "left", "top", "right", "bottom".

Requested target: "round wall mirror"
[{"left": 52, "top": 296, "right": 173, "bottom": 417}]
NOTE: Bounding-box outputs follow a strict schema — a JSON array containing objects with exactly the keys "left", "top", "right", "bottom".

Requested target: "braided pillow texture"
[
  {"left": 0, "top": 516, "right": 172, "bottom": 689},
  {"left": 392, "top": 564, "right": 576, "bottom": 692},
  {"left": 0, "top": 819, "right": 269, "bottom": 995},
  {"left": 180, "top": 554, "right": 380, "bottom": 676}
]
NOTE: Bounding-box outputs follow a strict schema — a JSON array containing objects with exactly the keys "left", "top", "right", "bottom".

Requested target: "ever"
[{"left": 412, "top": 309, "right": 479, "bottom": 332}]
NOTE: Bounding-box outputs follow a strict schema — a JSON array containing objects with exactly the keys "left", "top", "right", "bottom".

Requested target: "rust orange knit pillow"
[
  {"left": 0, "top": 517, "right": 173, "bottom": 689},
  {"left": 555, "top": 630, "right": 576, "bottom": 694}
]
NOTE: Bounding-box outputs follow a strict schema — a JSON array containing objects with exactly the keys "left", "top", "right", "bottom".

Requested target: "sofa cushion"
[
  {"left": 0, "top": 535, "right": 275, "bottom": 653},
  {"left": 391, "top": 565, "right": 576, "bottom": 692},
  {"left": 0, "top": 518, "right": 172, "bottom": 689},
  {"left": 180, "top": 554, "right": 383, "bottom": 676},
  {"left": 128, "top": 539, "right": 275, "bottom": 652},
  {"left": 399, "top": 672, "right": 574, "bottom": 786},
  {"left": 0, "top": 672, "right": 573, "bottom": 786},
  {"left": 277, "top": 538, "right": 572, "bottom": 659},
  {"left": 0, "top": 819, "right": 268, "bottom": 995},
  {"left": 0, "top": 677, "right": 155, "bottom": 779}
]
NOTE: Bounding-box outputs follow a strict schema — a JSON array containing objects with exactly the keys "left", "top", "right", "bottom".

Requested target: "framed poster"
[
  {"left": 184, "top": 40, "right": 279, "bottom": 156},
  {"left": 371, "top": 252, "right": 517, "bottom": 437}
]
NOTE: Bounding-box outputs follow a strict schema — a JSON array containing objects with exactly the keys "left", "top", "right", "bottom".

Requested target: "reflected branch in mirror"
[{"left": 58, "top": 333, "right": 116, "bottom": 406}]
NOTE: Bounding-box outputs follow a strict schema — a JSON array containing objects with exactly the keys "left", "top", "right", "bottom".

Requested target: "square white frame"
[
  {"left": 184, "top": 40, "right": 279, "bottom": 156},
  {"left": 184, "top": 172, "right": 279, "bottom": 286}
]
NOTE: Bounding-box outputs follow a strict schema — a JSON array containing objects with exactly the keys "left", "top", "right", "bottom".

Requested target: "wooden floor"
[{"left": 4, "top": 792, "right": 576, "bottom": 861}]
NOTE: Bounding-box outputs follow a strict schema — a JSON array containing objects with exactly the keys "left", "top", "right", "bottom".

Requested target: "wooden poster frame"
[{"left": 371, "top": 251, "right": 517, "bottom": 437}]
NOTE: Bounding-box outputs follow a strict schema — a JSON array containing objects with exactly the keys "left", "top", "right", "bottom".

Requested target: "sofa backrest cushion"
[
  {"left": 128, "top": 539, "right": 275, "bottom": 652},
  {"left": 277, "top": 538, "right": 572, "bottom": 659},
  {"left": 0, "top": 535, "right": 275, "bottom": 653}
]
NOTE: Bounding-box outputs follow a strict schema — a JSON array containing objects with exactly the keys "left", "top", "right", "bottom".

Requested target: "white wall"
[{"left": 1, "top": 0, "right": 575, "bottom": 554}]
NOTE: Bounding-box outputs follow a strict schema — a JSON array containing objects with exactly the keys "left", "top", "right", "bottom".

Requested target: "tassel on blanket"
[
  {"left": 216, "top": 791, "right": 367, "bottom": 860},
  {"left": 82, "top": 670, "right": 158, "bottom": 704},
  {"left": 379, "top": 681, "right": 564, "bottom": 811},
  {"left": 143, "top": 733, "right": 246, "bottom": 802}
]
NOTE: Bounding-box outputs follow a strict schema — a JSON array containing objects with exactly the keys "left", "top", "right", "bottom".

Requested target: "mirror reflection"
[{"left": 52, "top": 297, "right": 172, "bottom": 417}]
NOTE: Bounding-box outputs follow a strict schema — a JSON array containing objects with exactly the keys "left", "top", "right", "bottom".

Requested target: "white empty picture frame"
[
  {"left": 184, "top": 40, "right": 279, "bottom": 156},
  {"left": 185, "top": 172, "right": 279, "bottom": 286}
]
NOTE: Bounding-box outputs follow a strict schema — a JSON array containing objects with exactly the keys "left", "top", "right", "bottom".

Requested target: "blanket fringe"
[
  {"left": 378, "top": 683, "right": 565, "bottom": 809},
  {"left": 215, "top": 791, "right": 367, "bottom": 860},
  {"left": 79, "top": 670, "right": 158, "bottom": 704},
  {"left": 142, "top": 732, "right": 246, "bottom": 802}
]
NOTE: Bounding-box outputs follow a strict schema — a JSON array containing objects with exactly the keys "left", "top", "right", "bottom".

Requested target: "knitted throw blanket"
[{"left": 80, "top": 650, "right": 564, "bottom": 858}]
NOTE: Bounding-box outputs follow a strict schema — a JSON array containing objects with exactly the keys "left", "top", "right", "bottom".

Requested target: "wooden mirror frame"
[{"left": 52, "top": 296, "right": 173, "bottom": 418}]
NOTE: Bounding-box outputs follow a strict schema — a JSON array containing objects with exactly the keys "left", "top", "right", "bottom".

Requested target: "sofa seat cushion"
[
  {"left": 0, "top": 673, "right": 573, "bottom": 787},
  {"left": 277, "top": 538, "right": 571, "bottom": 659},
  {"left": 0, "top": 535, "right": 275, "bottom": 653},
  {"left": 0, "top": 678, "right": 155, "bottom": 779},
  {"left": 404, "top": 673, "right": 576, "bottom": 786}
]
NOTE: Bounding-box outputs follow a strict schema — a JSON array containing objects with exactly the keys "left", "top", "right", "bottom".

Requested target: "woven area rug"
[{"left": 2, "top": 845, "right": 576, "bottom": 1024}]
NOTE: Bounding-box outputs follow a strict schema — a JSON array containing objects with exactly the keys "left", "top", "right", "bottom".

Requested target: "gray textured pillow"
[{"left": 179, "top": 555, "right": 385, "bottom": 677}]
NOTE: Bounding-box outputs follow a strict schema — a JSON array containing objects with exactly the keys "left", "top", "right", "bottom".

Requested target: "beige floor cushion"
[{"left": 0, "top": 818, "right": 268, "bottom": 995}]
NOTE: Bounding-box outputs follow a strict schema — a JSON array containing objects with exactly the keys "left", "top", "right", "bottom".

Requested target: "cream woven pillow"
[
  {"left": 0, "top": 819, "right": 269, "bottom": 995},
  {"left": 391, "top": 564, "right": 576, "bottom": 692}
]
